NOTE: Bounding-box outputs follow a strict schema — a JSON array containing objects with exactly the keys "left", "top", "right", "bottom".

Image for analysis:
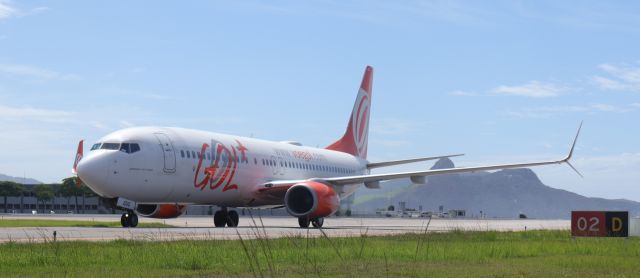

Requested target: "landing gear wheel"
[
  {"left": 214, "top": 210, "right": 227, "bottom": 227},
  {"left": 227, "top": 210, "right": 239, "bottom": 227},
  {"left": 298, "top": 216, "right": 310, "bottom": 228},
  {"left": 311, "top": 217, "right": 324, "bottom": 228},
  {"left": 130, "top": 213, "right": 139, "bottom": 228},
  {"left": 121, "top": 213, "right": 130, "bottom": 227},
  {"left": 120, "top": 212, "right": 138, "bottom": 228}
]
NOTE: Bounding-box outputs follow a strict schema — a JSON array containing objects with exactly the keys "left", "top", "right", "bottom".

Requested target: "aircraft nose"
[{"left": 76, "top": 154, "right": 112, "bottom": 197}]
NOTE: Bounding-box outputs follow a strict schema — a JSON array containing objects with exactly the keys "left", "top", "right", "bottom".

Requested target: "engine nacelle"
[
  {"left": 135, "top": 204, "right": 186, "bottom": 219},
  {"left": 284, "top": 181, "right": 340, "bottom": 218}
]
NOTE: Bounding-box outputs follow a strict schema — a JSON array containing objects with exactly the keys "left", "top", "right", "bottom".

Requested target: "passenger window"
[
  {"left": 191, "top": 151, "right": 196, "bottom": 159},
  {"left": 181, "top": 150, "right": 185, "bottom": 158},
  {"left": 186, "top": 151, "right": 191, "bottom": 158}
]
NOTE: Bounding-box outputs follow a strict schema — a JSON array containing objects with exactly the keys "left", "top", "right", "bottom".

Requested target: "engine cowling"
[
  {"left": 284, "top": 181, "right": 340, "bottom": 218},
  {"left": 135, "top": 204, "right": 186, "bottom": 219}
]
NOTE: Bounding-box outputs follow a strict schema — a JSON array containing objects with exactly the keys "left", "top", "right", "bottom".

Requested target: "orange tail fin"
[
  {"left": 326, "top": 66, "right": 373, "bottom": 159},
  {"left": 72, "top": 139, "right": 84, "bottom": 174}
]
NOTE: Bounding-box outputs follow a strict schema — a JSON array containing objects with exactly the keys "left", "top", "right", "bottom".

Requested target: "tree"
[
  {"left": 80, "top": 185, "right": 97, "bottom": 213},
  {"left": 60, "top": 177, "right": 83, "bottom": 213},
  {"left": 0, "top": 181, "right": 25, "bottom": 213},
  {"left": 33, "top": 184, "right": 54, "bottom": 213}
]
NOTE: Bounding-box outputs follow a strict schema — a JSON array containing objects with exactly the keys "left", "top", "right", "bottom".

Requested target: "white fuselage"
[{"left": 77, "top": 127, "right": 368, "bottom": 207}]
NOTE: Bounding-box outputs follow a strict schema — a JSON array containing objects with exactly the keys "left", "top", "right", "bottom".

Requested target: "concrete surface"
[{"left": 0, "top": 214, "right": 569, "bottom": 243}]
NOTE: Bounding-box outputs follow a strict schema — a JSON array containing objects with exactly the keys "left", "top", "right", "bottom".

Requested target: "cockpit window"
[
  {"left": 120, "top": 143, "right": 141, "bottom": 154},
  {"left": 101, "top": 143, "right": 120, "bottom": 150},
  {"left": 90, "top": 143, "right": 102, "bottom": 151},
  {"left": 120, "top": 143, "right": 130, "bottom": 153},
  {"left": 130, "top": 143, "right": 140, "bottom": 153}
]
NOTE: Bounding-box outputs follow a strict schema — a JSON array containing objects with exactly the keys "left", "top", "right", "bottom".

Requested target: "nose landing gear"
[
  {"left": 121, "top": 211, "right": 139, "bottom": 227},
  {"left": 214, "top": 208, "right": 239, "bottom": 227}
]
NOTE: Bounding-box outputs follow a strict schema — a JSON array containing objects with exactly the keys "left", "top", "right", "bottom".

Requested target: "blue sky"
[{"left": 0, "top": 1, "right": 639, "bottom": 200}]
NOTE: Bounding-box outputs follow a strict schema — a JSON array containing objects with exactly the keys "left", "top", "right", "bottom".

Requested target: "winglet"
[{"left": 562, "top": 122, "right": 583, "bottom": 177}]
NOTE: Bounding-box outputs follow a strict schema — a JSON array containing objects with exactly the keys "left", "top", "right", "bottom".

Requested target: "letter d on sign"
[
  {"left": 605, "top": 211, "right": 628, "bottom": 237},
  {"left": 612, "top": 217, "right": 622, "bottom": 232}
]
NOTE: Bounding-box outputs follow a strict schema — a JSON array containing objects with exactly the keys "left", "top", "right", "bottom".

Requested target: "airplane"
[{"left": 73, "top": 66, "right": 582, "bottom": 228}]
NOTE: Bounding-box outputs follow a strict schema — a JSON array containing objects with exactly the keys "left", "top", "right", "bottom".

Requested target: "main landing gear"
[
  {"left": 298, "top": 216, "right": 324, "bottom": 228},
  {"left": 121, "top": 211, "right": 138, "bottom": 228},
  {"left": 214, "top": 208, "right": 239, "bottom": 227}
]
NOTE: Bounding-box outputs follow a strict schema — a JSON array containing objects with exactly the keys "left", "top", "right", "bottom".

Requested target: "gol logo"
[
  {"left": 193, "top": 139, "right": 248, "bottom": 192},
  {"left": 351, "top": 88, "right": 370, "bottom": 157}
]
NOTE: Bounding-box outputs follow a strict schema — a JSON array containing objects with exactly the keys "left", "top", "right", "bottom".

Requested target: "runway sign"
[{"left": 571, "top": 211, "right": 628, "bottom": 237}]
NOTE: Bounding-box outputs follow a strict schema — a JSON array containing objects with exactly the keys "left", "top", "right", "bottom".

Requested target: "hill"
[
  {"left": 0, "top": 173, "right": 43, "bottom": 184},
  {"left": 352, "top": 158, "right": 640, "bottom": 218}
]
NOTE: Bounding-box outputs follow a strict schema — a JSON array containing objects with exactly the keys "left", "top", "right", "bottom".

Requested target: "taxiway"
[{"left": 0, "top": 214, "right": 569, "bottom": 243}]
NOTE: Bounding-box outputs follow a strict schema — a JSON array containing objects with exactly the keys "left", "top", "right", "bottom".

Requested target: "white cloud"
[
  {"left": 120, "top": 120, "right": 134, "bottom": 128},
  {"left": 0, "top": 64, "right": 80, "bottom": 81},
  {"left": 492, "top": 81, "right": 567, "bottom": 98},
  {"left": 370, "top": 118, "right": 425, "bottom": 135},
  {"left": 22, "top": 6, "right": 48, "bottom": 17},
  {"left": 0, "top": 105, "right": 74, "bottom": 120},
  {"left": 0, "top": 2, "right": 16, "bottom": 19},
  {"left": 98, "top": 86, "right": 173, "bottom": 100},
  {"left": 504, "top": 104, "right": 629, "bottom": 118},
  {"left": 592, "top": 63, "right": 640, "bottom": 92},
  {"left": 371, "top": 139, "right": 411, "bottom": 148},
  {"left": 90, "top": 121, "right": 109, "bottom": 130},
  {"left": 591, "top": 103, "right": 623, "bottom": 112},
  {"left": 448, "top": 90, "right": 479, "bottom": 97}
]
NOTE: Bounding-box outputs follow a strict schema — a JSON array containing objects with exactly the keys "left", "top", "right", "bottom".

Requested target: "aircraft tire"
[
  {"left": 227, "top": 210, "right": 239, "bottom": 227},
  {"left": 214, "top": 210, "right": 227, "bottom": 227},
  {"left": 311, "top": 217, "right": 324, "bottom": 228},
  {"left": 298, "top": 216, "right": 310, "bottom": 228},
  {"left": 121, "top": 213, "right": 130, "bottom": 228},
  {"left": 130, "top": 213, "right": 139, "bottom": 228}
]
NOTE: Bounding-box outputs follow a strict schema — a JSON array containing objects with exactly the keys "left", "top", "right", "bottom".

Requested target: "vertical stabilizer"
[{"left": 326, "top": 66, "right": 373, "bottom": 159}]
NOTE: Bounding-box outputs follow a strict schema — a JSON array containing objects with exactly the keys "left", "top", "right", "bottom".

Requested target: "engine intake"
[
  {"left": 284, "top": 181, "right": 340, "bottom": 218},
  {"left": 136, "top": 204, "right": 186, "bottom": 219}
]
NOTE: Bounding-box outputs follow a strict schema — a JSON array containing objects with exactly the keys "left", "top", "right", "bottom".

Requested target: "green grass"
[
  {"left": 0, "top": 219, "right": 174, "bottom": 228},
  {"left": 0, "top": 229, "right": 638, "bottom": 277}
]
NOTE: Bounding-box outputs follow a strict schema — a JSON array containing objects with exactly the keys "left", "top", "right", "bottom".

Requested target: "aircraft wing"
[
  {"left": 259, "top": 123, "right": 581, "bottom": 191},
  {"left": 366, "top": 154, "right": 464, "bottom": 169}
]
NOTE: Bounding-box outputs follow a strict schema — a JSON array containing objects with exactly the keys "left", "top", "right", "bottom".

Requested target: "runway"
[{"left": 0, "top": 214, "right": 569, "bottom": 243}]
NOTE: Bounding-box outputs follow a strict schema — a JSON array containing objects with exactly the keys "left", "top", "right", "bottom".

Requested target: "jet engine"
[
  {"left": 284, "top": 181, "right": 340, "bottom": 218},
  {"left": 136, "top": 204, "right": 186, "bottom": 219}
]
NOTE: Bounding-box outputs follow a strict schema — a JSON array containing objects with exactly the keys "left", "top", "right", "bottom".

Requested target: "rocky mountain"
[
  {"left": 0, "top": 173, "right": 42, "bottom": 184},
  {"left": 351, "top": 158, "right": 640, "bottom": 219}
]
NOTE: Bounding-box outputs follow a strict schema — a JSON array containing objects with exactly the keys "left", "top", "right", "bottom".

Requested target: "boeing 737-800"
[{"left": 73, "top": 66, "right": 581, "bottom": 228}]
